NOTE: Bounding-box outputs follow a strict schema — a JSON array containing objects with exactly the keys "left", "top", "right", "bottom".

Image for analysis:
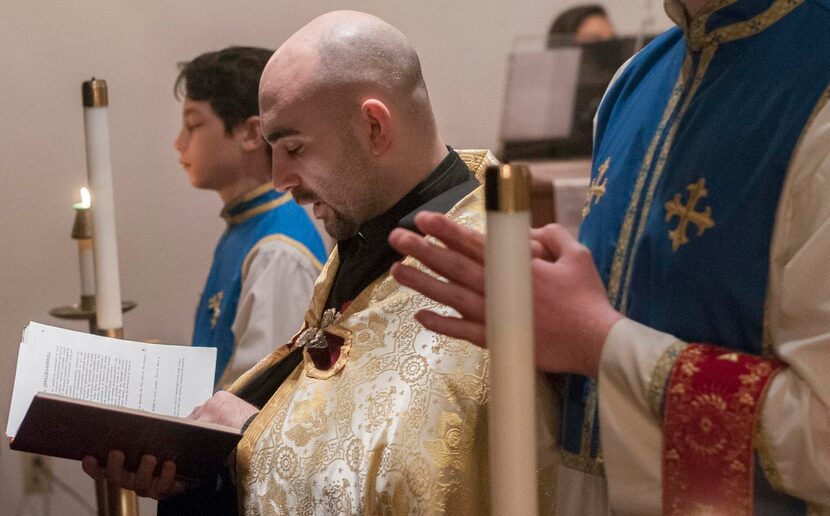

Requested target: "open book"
[{"left": 7, "top": 322, "right": 242, "bottom": 480}]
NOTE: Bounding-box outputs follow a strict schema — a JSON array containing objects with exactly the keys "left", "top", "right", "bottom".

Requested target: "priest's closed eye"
[{"left": 285, "top": 145, "right": 303, "bottom": 156}]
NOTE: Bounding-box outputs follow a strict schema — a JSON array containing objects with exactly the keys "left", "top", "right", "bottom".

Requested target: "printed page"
[{"left": 6, "top": 322, "right": 216, "bottom": 437}]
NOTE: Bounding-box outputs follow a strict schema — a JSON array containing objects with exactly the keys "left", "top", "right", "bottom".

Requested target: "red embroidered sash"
[{"left": 662, "top": 344, "right": 784, "bottom": 515}]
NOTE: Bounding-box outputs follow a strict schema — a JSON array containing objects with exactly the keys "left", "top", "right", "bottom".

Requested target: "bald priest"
[{"left": 81, "top": 10, "right": 559, "bottom": 515}]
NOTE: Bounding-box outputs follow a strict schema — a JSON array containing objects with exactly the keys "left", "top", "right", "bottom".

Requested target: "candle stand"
[{"left": 46, "top": 77, "right": 139, "bottom": 516}]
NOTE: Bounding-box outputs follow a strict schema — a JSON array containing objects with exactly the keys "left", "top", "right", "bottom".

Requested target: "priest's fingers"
[
  {"left": 82, "top": 453, "right": 180, "bottom": 500},
  {"left": 132, "top": 455, "right": 158, "bottom": 496},
  {"left": 530, "top": 224, "right": 579, "bottom": 261},
  {"left": 389, "top": 229, "right": 484, "bottom": 295},
  {"left": 187, "top": 403, "right": 204, "bottom": 420},
  {"left": 105, "top": 450, "right": 135, "bottom": 489},
  {"left": 153, "top": 461, "right": 179, "bottom": 498},
  {"left": 415, "top": 310, "right": 486, "bottom": 348},
  {"left": 82, "top": 455, "right": 105, "bottom": 480},
  {"left": 390, "top": 262, "right": 485, "bottom": 323},
  {"left": 412, "top": 211, "right": 485, "bottom": 263}
]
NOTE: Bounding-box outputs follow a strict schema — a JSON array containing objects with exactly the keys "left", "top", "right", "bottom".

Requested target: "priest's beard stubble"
[{"left": 291, "top": 138, "right": 383, "bottom": 241}]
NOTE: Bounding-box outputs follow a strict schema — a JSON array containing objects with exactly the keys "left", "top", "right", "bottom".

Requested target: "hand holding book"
[
  {"left": 188, "top": 390, "right": 260, "bottom": 430},
  {"left": 83, "top": 451, "right": 183, "bottom": 500},
  {"left": 7, "top": 323, "right": 255, "bottom": 495},
  {"left": 80, "top": 391, "right": 259, "bottom": 499}
]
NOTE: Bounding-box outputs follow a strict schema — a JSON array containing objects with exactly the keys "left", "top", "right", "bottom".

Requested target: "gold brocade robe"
[{"left": 230, "top": 154, "right": 558, "bottom": 515}]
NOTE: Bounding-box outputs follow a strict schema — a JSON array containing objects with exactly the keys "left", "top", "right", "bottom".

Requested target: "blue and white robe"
[
  {"left": 558, "top": 0, "right": 830, "bottom": 513},
  {"left": 193, "top": 185, "right": 327, "bottom": 388}
]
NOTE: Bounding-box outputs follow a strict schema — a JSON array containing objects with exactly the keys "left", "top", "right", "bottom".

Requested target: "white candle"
[
  {"left": 82, "top": 79, "right": 123, "bottom": 330},
  {"left": 77, "top": 239, "right": 95, "bottom": 296},
  {"left": 485, "top": 164, "right": 538, "bottom": 514},
  {"left": 74, "top": 188, "right": 95, "bottom": 297}
]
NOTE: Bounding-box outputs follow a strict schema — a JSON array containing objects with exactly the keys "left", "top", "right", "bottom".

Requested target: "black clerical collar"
[
  {"left": 339, "top": 149, "right": 467, "bottom": 250},
  {"left": 326, "top": 148, "right": 476, "bottom": 311}
]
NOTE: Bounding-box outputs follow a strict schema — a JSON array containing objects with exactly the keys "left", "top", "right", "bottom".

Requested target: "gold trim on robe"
[
  {"left": 648, "top": 340, "right": 689, "bottom": 419},
  {"left": 224, "top": 194, "right": 292, "bottom": 226}
]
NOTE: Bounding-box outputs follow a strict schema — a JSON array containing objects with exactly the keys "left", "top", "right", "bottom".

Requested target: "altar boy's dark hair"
[{"left": 175, "top": 46, "right": 273, "bottom": 134}]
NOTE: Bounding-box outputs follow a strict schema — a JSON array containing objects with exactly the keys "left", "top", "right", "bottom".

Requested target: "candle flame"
[{"left": 80, "top": 187, "right": 91, "bottom": 209}]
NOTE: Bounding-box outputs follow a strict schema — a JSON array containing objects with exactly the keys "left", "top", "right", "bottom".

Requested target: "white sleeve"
[
  {"left": 760, "top": 94, "right": 830, "bottom": 504},
  {"left": 218, "top": 238, "right": 321, "bottom": 388},
  {"left": 597, "top": 97, "right": 830, "bottom": 513}
]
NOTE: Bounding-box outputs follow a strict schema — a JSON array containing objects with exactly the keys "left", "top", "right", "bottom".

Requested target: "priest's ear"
[
  {"left": 358, "top": 99, "right": 393, "bottom": 156},
  {"left": 236, "top": 115, "right": 266, "bottom": 152}
]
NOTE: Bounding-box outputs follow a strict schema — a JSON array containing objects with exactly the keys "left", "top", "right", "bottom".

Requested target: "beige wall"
[{"left": 0, "top": 1, "right": 672, "bottom": 513}]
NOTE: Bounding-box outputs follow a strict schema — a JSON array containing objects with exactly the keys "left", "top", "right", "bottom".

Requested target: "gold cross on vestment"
[
  {"left": 582, "top": 157, "right": 611, "bottom": 218},
  {"left": 207, "top": 291, "right": 223, "bottom": 329},
  {"left": 664, "top": 178, "right": 715, "bottom": 251}
]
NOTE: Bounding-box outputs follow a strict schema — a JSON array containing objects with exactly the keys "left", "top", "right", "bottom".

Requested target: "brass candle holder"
[{"left": 49, "top": 204, "right": 136, "bottom": 328}]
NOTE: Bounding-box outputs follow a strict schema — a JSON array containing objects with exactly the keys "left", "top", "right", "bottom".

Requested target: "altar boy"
[{"left": 174, "top": 47, "right": 326, "bottom": 387}]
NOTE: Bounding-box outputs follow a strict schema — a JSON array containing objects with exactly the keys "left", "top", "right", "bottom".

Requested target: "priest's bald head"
[{"left": 259, "top": 11, "right": 448, "bottom": 240}]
